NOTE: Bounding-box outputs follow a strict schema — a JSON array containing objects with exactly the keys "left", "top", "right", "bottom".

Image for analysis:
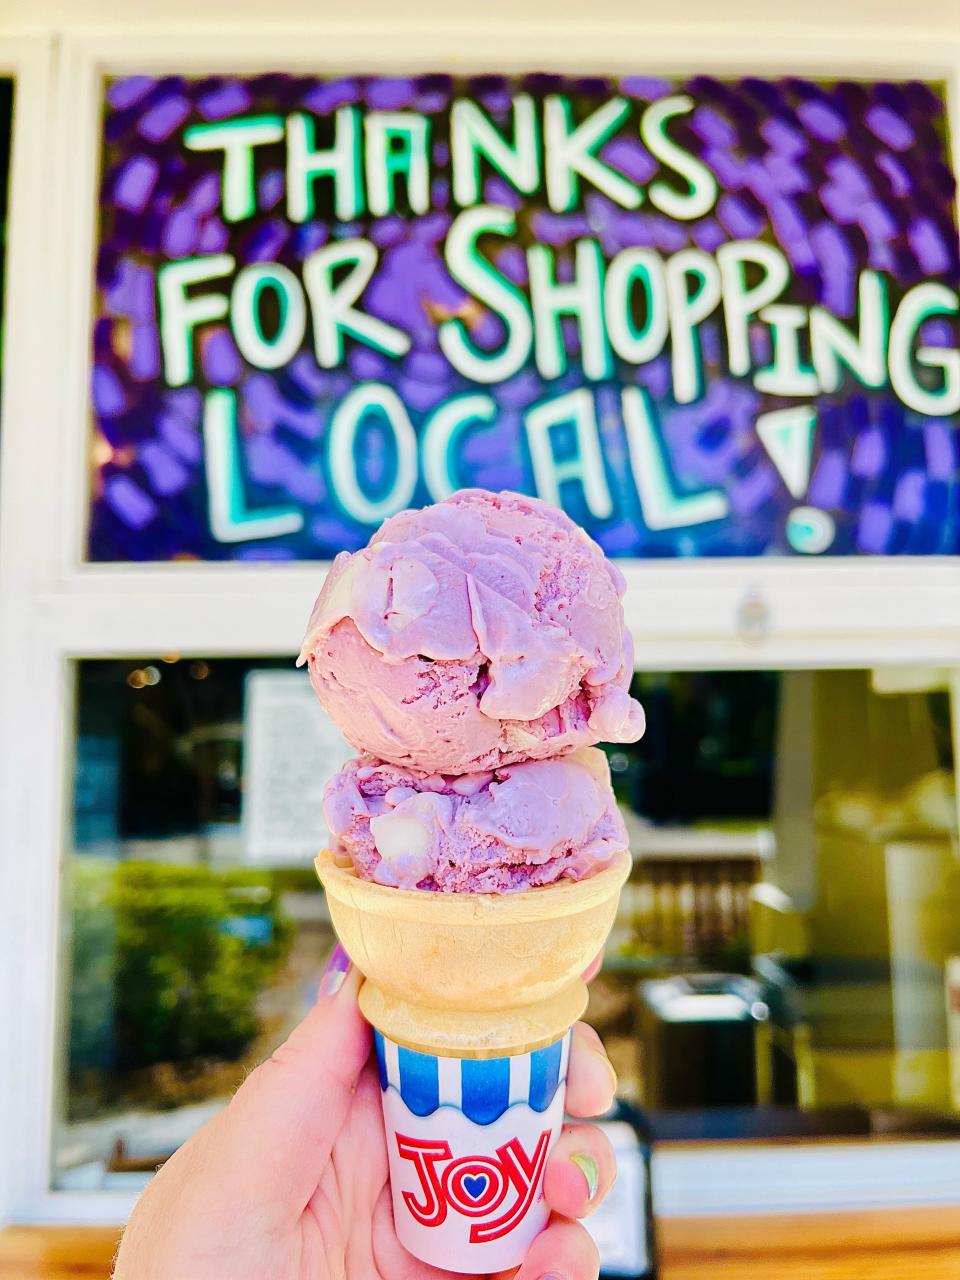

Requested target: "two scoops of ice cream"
[{"left": 300, "top": 488, "right": 645, "bottom": 894}]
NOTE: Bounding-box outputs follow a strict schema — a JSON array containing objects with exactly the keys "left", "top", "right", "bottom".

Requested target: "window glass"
[
  {"left": 55, "top": 661, "right": 959, "bottom": 1190},
  {"left": 57, "top": 657, "right": 346, "bottom": 1191},
  {"left": 91, "top": 73, "right": 960, "bottom": 563},
  {"left": 598, "top": 669, "right": 959, "bottom": 1139}
]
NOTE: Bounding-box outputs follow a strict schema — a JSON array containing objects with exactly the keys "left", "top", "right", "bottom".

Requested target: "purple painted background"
[{"left": 91, "top": 73, "right": 960, "bottom": 560}]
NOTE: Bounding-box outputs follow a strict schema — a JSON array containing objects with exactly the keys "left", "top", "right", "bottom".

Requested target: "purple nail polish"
[{"left": 319, "top": 943, "right": 351, "bottom": 997}]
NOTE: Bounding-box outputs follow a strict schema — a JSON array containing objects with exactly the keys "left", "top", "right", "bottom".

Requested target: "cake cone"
[
  {"left": 315, "top": 847, "right": 631, "bottom": 1058},
  {"left": 315, "top": 848, "right": 631, "bottom": 1271}
]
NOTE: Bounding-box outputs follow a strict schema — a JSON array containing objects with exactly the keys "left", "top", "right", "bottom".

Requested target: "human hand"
[{"left": 114, "top": 948, "right": 618, "bottom": 1280}]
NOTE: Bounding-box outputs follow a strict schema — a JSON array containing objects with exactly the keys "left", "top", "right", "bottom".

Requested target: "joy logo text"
[{"left": 395, "top": 1130, "right": 551, "bottom": 1243}]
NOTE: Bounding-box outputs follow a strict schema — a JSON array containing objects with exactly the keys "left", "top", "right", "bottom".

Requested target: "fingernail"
[
  {"left": 593, "top": 1046, "right": 619, "bottom": 1096},
  {"left": 319, "top": 943, "right": 350, "bottom": 998},
  {"left": 570, "top": 1152, "right": 599, "bottom": 1202}
]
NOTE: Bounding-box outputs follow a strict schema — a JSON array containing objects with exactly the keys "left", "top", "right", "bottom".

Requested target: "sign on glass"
[{"left": 91, "top": 75, "right": 960, "bottom": 559}]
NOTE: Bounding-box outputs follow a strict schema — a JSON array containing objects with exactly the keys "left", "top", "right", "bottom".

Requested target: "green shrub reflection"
[{"left": 68, "top": 859, "right": 293, "bottom": 1111}]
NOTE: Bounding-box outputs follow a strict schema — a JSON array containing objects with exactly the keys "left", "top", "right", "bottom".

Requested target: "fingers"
[
  {"left": 202, "top": 960, "right": 371, "bottom": 1216},
  {"left": 544, "top": 1122, "right": 617, "bottom": 1219},
  {"left": 511, "top": 1215, "right": 601, "bottom": 1280},
  {"left": 565, "top": 1022, "right": 617, "bottom": 1118}
]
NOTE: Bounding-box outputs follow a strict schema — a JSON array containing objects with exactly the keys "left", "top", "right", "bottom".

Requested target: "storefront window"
[
  {"left": 91, "top": 73, "right": 960, "bottom": 565},
  {"left": 56, "top": 657, "right": 349, "bottom": 1190},
  {"left": 20, "top": 48, "right": 959, "bottom": 1219},
  {"left": 54, "top": 660, "right": 959, "bottom": 1191},
  {"left": 598, "top": 669, "right": 960, "bottom": 1139}
]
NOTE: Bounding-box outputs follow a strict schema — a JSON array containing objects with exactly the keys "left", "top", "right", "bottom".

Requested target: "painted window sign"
[{"left": 91, "top": 74, "right": 960, "bottom": 561}]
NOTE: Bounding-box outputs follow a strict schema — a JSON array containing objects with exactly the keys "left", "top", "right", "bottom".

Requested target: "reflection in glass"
[
  {"left": 597, "top": 669, "right": 959, "bottom": 1141},
  {"left": 58, "top": 658, "right": 342, "bottom": 1190},
  {"left": 56, "top": 661, "right": 960, "bottom": 1191}
]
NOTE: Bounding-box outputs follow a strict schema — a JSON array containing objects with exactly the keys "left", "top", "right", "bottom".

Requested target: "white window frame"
[{"left": 1, "top": 19, "right": 960, "bottom": 1226}]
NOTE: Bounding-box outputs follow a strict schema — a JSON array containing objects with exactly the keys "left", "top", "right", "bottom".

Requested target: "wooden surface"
[
  {"left": 3, "top": 1209, "right": 960, "bottom": 1278},
  {"left": 0, "top": 1227, "right": 119, "bottom": 1278},
  {"left": 659, "top": 1208, "right": 960, "bottom": 1278}
]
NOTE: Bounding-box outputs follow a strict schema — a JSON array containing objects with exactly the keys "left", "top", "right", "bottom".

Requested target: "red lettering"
[
  {"left": 469, "top": 1130, "right": 551, "bottom": 1244},
  {"left": 395, "top": 1134, "right": 452, "bottom": 1228}
]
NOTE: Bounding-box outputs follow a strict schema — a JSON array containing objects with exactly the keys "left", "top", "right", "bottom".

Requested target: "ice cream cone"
[
  {"left": 316, "top": 847, "right": 631, "bottom": 1269},
  {"left": 315, "top": 847, "right": 631, "bottom": 1058},
  {"left": 306, "top": 490, "right": 642, "bottom": 1270}
]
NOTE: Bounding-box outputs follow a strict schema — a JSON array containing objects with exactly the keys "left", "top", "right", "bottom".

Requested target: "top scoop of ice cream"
[
  {"left": 324, "top": 747, "right": 629, "bottom": 892},
  {"left": 299, "top": 489, "right": 645, "bottom": 774}
]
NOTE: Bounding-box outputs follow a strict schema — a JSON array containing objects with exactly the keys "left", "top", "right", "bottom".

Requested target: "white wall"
[{"left": 3, "top": 0, "right": 960, "bottom": 37}]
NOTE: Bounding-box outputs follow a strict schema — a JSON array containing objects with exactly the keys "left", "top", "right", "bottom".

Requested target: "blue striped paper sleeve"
[{"left": 374, "top": 1030, "right": 572, "bottom": 1123}]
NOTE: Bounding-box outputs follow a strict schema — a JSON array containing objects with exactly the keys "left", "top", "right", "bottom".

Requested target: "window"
[
  {"left": 1, "top": 26, "right": 959, "bottom": 1224},
  {"left": 89, "top": 71, "right": 960, "bottom": 564},
  {"left": 53, "top": 660, "right": 960, "bottom": 1194},
  {"left": 57, "top": 657, "right": 348, "bottom": 1191},
  {"left": 597, "top": 669, "right": 960, "bottom": 1139}
]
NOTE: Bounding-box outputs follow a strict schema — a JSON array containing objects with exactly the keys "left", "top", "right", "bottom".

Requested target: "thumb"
[{"left": 201, "top": 946, "right": 371, "bottom": 1217}]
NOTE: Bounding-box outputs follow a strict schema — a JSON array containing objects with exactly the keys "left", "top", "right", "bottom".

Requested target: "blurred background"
[
  {"left": 56, "top": 660, "right": 959, "bottom": 1188},
  {"left": 0, "top": 3, "right": 959, "bottom": 1275}
]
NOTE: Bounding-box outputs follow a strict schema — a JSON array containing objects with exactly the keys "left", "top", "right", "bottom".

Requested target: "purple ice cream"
[
  {"left": 300, "top": 489, "right": 645, "bottom": 775},
  {"left": 323, "top": 747, "right": 628, "bottom": 893}
]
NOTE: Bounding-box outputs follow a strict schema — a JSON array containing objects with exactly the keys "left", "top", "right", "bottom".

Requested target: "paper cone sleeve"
[{"left": 315, "top": 847, "right": 631, "bottom": 1059}]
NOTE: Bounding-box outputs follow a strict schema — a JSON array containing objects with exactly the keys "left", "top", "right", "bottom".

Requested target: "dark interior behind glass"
[{"left": 57, "top": 658, "right": 959, "bottom": 1189}]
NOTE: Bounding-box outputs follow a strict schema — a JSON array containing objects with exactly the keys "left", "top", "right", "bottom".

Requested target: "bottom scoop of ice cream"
[{"left": 323, "top": 747, "right": 629, "bottom": 893}]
